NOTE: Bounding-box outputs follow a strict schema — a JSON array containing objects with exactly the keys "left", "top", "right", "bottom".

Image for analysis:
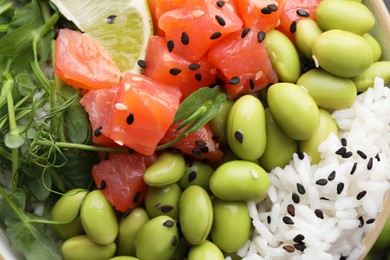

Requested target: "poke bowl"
[{"left": 1, "top": 0, "right": 390, "bottom": 259}]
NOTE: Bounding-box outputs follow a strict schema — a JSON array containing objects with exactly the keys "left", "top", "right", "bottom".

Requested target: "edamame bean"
[
  {"left": 312, "top": 29, "right": 373, "bottom": 78},
  {"left": 297, "top": 68, "right": 357, "bottom": 109},
  {"left": 61, "top": 235, "right": 116, "bottom": 260},
  {"left": 135, "top": 215, "right": 179, "bottom": 260},
  {"left": 145, "top": 183, "right": 181, "bottom": 220},
  {"left": 352, "top": 61, "right": 390, "bottom": 92},
  {"left": 299, "top": 109, "right": 338, "bottom": 164},
  {"left": 143, "top": 152, "right": 185, "bottom": 187},
  {"left": 259, "top": 108, "right": 297, "bottom": 171},
  {"left": 226, "top": 95, "right": 266, "bottom": 161},
  {"left": 209, "top": 99, "right": 234, "bottom": 144},
  {"left": 264, "top": 30, "right": 301, "bottom": 83},
  {"left": 267, "top": 82, "right": 320, "bottom": 140},
  {"left": 187, "top": 240, "right": 224, "bottom": 260},
  {"left": 179, "top": 185, "right": 213, "bottom": 245},
  {"left": 211, "top": 199, "right": 251, "bottom": 253},
  {"left": 209, "top": 160, "right": 270, "bottom": 201},
  {"left": 51, "top": 188, "right": 88, "bottom": 240},
  {"left": 80, "top": 190, "right": 118, "bottom": 245},
  {"left": 363, "top": 33, "right": 382, "bottom": 62},
  {"left": 109, "top": 257, "right": 140, "bottom": 260},
  {"left": 315, "top": 0, "right": 375, "bottom": 35},
  {"left": 178, "top": 160, "right": 214, "bottom": 192},
  {"left": 117, "top": 207, "right": 150, "bottom": 256},
  {"left": 295, "top": 19, "right": 323, "bottom": 59}
]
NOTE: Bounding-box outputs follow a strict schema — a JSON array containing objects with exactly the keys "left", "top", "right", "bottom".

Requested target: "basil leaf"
[
  {"left": 4, "top": 216, "right": 61, "bottom": 260},
  {"left": 174, "top": 86, "right": 219, "bottom": 123}
]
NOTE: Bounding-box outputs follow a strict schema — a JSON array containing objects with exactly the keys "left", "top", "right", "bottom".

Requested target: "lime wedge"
[{"left": 51, "top": 0, "right": 153, "bottom": 72}]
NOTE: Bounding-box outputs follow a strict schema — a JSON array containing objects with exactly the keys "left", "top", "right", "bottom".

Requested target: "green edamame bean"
[
  {"left": 209, "top": 99, "right": 234, "bottom": 144},
  {"left": 188, "top": 240, "right": 224, "bottom": 260},
  {"left": 267, "top": 82, "right": 320, "bottom": 140},
  {"left": 352, "top": 61, "right": 390, "bottom": 92},
  {"left": 315, "top": 0, "right": 375, "bottom": 35},
  {"left": 295, "top": 19, "right": 323, "bottom": 59},
  {"left": 264, "top": 30, "right": 301, "bottom": 83},
  {"left": 226, "top": 95, "right": 266, "bottom": 161},
  {"left": 259, "top": 108, "right": 297, "bottom": 171},
  {"left": 135, "top": 215, "right": 179, "bottom": 260},
  {"left": 80, "top": 190, "right": 118, "bottom": 245},
  {"left": 178, "top": 160, "right": 214, "bottom": 192},
  {"left": 211, "top": 199, "right": 251, "bottom": 253},
  {"left": 51, "top": 188, "right": 88, "bottom": 240},
  {"left": 312, "top": 29, "right": 373, "bottom": 78},
  {"left": 117, "top": 207, "right": 150, "bottom": 256},
  {"left": 143, "top": 152, "right": 185, "bottom": 187},
  {"left": 61, "top": 235, "right": 116, "bottom": 260},
  {"left": 363, "top": 33, "right": 382, "bottom": 62},
  {"left": 179, "top": 185, "right": 213, "bottom": 245},
  {"left": 109, "top": 257, "right": 140, "bottom": 260},
  {"left": 145, "top": 183, "right": 181, "bottom": 220},
  {"left": 297, "top": 68, "right": 357, "bottom": 109},
  {"left": 209, "top": 160, "right": 270, "bottom": 201},
  {"left": 299, "top": 109, "right": 338, "bottom": 164}
]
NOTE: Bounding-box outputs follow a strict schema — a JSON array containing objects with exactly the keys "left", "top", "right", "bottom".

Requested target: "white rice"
[{"left": 241, "top": 77, "right": 390, "bottom": 259}]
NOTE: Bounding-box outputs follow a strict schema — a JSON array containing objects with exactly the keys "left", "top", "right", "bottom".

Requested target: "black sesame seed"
[
  {"left": 267, "top": 215, "right": 271, "bottom": 224},
  {"left": 283, "top": 216, "right": 294, "bottom": 225},
  {"left": 297, "top": 183, "right": 306, "bottom": 194},
  {"left": 181, "top": 32, "right": 189, "bottom": 45},
  {"left": 235, "top": 130, "right": 244, "bottom": 143},
  {"left": 249, "top": 78, "right": 255, "bottom": 89},
  {"left": 316, "top": 179, "right": 328, "bottom": 186},
  {"left": 106, "top": 15, "right": 117, "bottom": 24},
  {"left": 350, "top": 162, "right": 357, "bottom": 175},
  {"left": 229, "top": 76, "right": 240, "bottom": 85},
  {"left": 261, "top": 7, "right": 272, "bottom": 14},
  {"left": 171, "top": 236, "right": 178, "bottom": 246},
  {"left": 94, "top": 126, "right": 103, "bottom": 137},
  {"left": 210, "top": 31, "right": 222, "bottom": 40},
  {"left": 335, "top": 147, "right": 347, "bottom": 156},
  {"left": 167, "top": 40, "right": 175, "bottom": 52},
  {"left": 126, "top": 112, "right": 135, "bottom": 125},
  {"left": 161, "top": 205, "right": 174, "bottom": 213},
  {"left": 216, "top": 0, "right": 225, "bottom": 7},
  {"left": 195, "top": 73, "right": 202, "bottom": 82},
  {"left": 192, "top": 148, "right": 202, "bottom": 157},
  {"left": 375, "top": 153, "right": 381, "bottom": 161},
  {"left": 169, "top": 68, "right": 182, "bottom": 75},
  {"left": 257, "top": 31, "right": 266, "bottom": 42},
  {"left": 358, "top": 216, "right": 364, "bottom": 227},
  {"left": 297, "top": 152, "right": 305, "bottom": 160},
  {"left": 195, "top": 140, "right": 207, "bottom": 147},
  {"left": 296, "top": 9, "right": 310, "bottom": 17},
  {"left": 133, "top": 191, "right": 141, "bottom": 203},
  {"left": 189, "top": 63, "right": 201, "bottom": 70},
  {"left": 320, "top": 197, "right": 329, "bottom": 201},
  {"left": 293, "top": 234, "right": 305, "bottom": 243},
  {"left": 294, "top": 243, "right": 306, "bottom": 252},
  {"left": 290, "top": 21, "right": 297, "bottom": 33},
  {"left": 341, "top": 138, "right": 347, "bottom": 147},
  {"left": 367, "top": 157, "right": 373, "bottom": 170},
  {"left": 292, "top": 193, "right": 300, "bottom": 204},
  {"left": 199, "top": 145, "right": 209, "bottom": 153},
  {"left": 357, "top": 150, "right": 367, "bottom": 159},
  {"left": 215, "top": 15, "right": 226, "bottom": 26},
  {"left": 241, "top": 27, "right": 251, "bottom": 38},
  {"left": 337, "top": 182, "right": 345, "bottom": 195},
  {"left": 267, "top": 4, "right": 278, "bottom": 12},
  {"left": 328, "top": 171, "right": 336, "bottom": 181},
  {"left": 342, "top": 151, "right": 353, "bottom": 158},
  {"left": 314, "top": 209, "right": 324, "bottom": 219},
  {"left": 100, "top": 179, "right": 106, "bottom": 190},
  {"left": 188, "top": 171, "right": 197, "bottom": 182},
  {"left": 283, "top": 245, "right": 295, "bottom": 253},
  {"left": 356, "top": 190, "right": 367, "bottom": 200},
  {"left": 366, "top": 218, "right": 376, "bottom": 224},
  {"left": 287, "top": 204, "right": 295, "bottom": 217},
  {"left": 163, "top": 220, "right": 175, "bottom": 227},
  {"left": 122, "top": 208, "right": 133, "bottom": 218},
  {"left": 137, "top": 59, "right": 146, "bottom": 69}
]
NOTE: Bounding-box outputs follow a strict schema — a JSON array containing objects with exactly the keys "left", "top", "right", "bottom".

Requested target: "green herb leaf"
[
  {"left": 64, "top": 96, "right": 91, "bottom": 144},
  {"left": 174, "top": 86, "right": 220, "bottom": 123},
  {"left": 22, "top": 166, "right": 52, "bottom": 201},
  {"left": 4, "top": 131, "right": 25, "bottom": 148}
]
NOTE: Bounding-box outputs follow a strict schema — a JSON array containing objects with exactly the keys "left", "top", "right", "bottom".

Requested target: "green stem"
[
  {"left": 35, "top": 140, "right": 128, "bottom": 153},
  {"left": 0, "top": 24, "right": 8, "bottom": 32},
  {"left": 0, "top": 2, "right": 12, "bottom": 15},
  {"left": 0, "top": 146, "right": 12, "bottom": 161},
  {"left": 0, "top": 185, "right": 26, "bottom": 223}
]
